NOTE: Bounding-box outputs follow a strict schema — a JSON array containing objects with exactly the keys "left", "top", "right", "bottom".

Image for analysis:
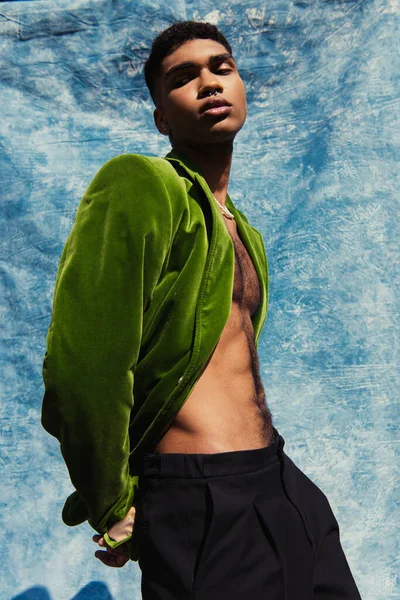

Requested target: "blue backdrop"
[{"left": 1, "top": 1, "right": 398, "bottom": 599}]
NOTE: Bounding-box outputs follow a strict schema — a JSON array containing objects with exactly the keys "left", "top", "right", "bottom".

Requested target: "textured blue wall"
[{"left": 1, "top": 1, "right": 398, "bottom": 599}]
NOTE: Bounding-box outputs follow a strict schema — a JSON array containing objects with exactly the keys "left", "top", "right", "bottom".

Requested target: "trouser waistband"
[{"left": 141, "top": 426, "right": 285, "bottom": 478}]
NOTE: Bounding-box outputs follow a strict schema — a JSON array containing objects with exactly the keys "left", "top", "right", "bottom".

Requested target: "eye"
[{"left": 172, "top": 75, "right": 192, "bottom": 88}]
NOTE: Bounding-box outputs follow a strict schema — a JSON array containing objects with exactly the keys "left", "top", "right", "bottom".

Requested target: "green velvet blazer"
[{"left": 41, "top": 148, "right": 269, "bottom": 560}]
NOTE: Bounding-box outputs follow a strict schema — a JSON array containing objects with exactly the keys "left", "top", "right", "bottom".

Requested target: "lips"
[{"left": 200, "top": 97, "right": 232, "bottom": 114}]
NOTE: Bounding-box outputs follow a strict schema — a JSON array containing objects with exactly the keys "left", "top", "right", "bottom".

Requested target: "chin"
[
  {"left": 204, "top": 118, "right": 243, "bottom": 136},
  {"left": 209, "top": 124, "right": 243, "bottom": 141},
  {"left": 195, "top": 131, "right": 236, "bottom": 145}
]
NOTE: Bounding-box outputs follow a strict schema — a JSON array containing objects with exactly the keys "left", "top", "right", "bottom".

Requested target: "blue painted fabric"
[{"left": 1, "top": 1, "right": 398, "bottom": 599}]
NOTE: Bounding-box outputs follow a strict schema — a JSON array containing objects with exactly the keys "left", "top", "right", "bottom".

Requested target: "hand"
[{"left": 92, "top": 506, "right": 136, "bottom": 568}]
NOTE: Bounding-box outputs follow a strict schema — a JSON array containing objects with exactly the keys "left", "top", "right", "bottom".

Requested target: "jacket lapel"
[{"left": 164, "top": 149, "right": 268, "bottom": 345}]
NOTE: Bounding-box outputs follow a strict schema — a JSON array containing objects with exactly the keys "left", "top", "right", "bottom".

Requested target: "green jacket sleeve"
[{"left": 41, "top": 154, "right": 172, "bottom": 535}]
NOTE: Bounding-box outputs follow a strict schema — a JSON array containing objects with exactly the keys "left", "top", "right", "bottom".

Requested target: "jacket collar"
[
  {"left": 164, "top": 147, "right": 237, "bottom": 216},
  {"left": 164, "top": 147, "right": 202, "bottom": 178}
]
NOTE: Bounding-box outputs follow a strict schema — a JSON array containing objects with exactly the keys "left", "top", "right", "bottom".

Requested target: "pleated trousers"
[{"left": 133, "top": 427, "right": 362, "bottom": 600}]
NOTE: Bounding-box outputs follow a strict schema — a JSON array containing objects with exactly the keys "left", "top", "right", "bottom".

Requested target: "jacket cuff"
[
  {"left": 101, "top": 475, "right": 139, "bottom": 533},
  {"left": 61, "top": 475, "right": 140, "bottom": 534},
  {"left": 62, "top": 491, "right": 89, "bottom": 526}
]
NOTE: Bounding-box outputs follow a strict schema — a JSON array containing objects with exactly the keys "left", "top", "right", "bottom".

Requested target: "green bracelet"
[{"left": 103, "top": 530, "right": 133, "bottom": 549}]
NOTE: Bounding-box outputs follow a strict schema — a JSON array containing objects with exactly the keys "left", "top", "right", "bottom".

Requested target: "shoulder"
[
  {"left": 88, "top": 153, "right": 184, "bottom": 195},
  {"left": 79, "top": 154, "right": 186, "bottom": 229}
]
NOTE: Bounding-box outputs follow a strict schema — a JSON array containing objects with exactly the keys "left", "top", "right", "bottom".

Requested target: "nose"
[{"left": 198, "top": 68, "right": 224, "bottom": 99}]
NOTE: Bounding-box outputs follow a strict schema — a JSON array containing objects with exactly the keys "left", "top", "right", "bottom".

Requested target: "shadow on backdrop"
[{"left": 11, "top": 581, "right": 114, "bottom": 600}]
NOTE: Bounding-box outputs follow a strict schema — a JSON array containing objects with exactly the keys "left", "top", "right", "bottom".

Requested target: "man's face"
[{"left": 154, "top": 38, "right": 247, "bottom": 146}]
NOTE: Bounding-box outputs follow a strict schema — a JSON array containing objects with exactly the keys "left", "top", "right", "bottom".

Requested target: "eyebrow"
[{"left": 164, "top": 53, "right": 235, "bottom": 81}]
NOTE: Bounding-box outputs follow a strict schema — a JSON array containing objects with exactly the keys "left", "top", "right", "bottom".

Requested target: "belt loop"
[
  {"left": 143, "top": 453, "right": 161, "bottom": 476},
  {"left": 178, "top": 453, "right": 184, "bottom": 477}
]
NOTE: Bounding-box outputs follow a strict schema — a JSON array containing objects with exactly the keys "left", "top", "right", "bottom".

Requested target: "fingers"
[
  {"left": 92, "top": 534, "right": 105, "bottom": 546},
  {"left": 92, "top": 534, "right": 129, "bottom": 554},
  {"left": 94, "top": 548, "right": 130, "bottom": 568},
  {"left": 92, "top": 533, "right": 130, "bottom": 567}
]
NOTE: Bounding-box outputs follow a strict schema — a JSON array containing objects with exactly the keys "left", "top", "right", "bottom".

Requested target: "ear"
[{"left": 154, "top": 108, "right": 170, "bottom": 136}]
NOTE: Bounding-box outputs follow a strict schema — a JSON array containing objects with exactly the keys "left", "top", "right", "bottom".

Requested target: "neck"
[{"left": 172, "top": 140, "right": 233, "bottom": 206}]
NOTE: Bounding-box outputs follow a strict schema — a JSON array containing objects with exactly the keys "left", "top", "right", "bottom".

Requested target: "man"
[{"left": 41, "top": 21, "right": 362, "bottom": 599}]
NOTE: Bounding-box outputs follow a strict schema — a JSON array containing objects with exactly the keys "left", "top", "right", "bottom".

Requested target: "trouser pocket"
[
  {"left": 136, "top": 477, "right": 193, "bottom": 593},
  {"left": 279, "top": 451, "right": 362, "bottom": 599},
  {"left": 128, "top": 476, "right": 158, "bottom": 562}
]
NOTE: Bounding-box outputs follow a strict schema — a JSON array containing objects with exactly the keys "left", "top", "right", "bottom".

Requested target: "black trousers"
[{"left": 133, "top": 427, "right": 362, "bottom": 600}]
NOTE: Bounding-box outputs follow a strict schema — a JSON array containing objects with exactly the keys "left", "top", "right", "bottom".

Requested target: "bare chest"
[{"left": 225, "top": 218, "right": 261, "bottom": 317}]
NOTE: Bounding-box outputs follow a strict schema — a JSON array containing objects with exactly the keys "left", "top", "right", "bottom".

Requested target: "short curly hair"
[{"left": 144, "top": 21, "right": 233, "bottom": 105}]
